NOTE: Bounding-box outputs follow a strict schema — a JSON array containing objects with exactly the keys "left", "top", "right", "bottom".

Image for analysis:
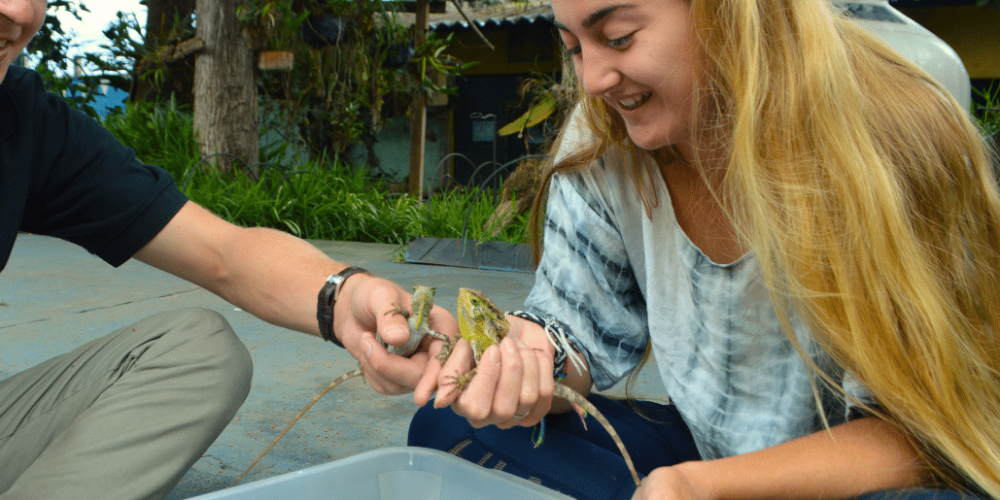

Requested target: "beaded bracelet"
[{"left": 508, "top": 310, "right": 585, "bottom": 379}]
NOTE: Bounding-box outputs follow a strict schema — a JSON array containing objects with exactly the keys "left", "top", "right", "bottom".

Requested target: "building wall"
[
  {"left": 444, "top": 25, "right": 561, "bottom": 76},
  {"left": 346, "top": 114, "right": 449, "bottom": 190},
  {"left": 434, "top": 22, "right": 561, "bottom": 187}
]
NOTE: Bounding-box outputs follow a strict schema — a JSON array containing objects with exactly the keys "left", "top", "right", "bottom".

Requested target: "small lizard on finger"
[{"left": 442, "top": 288, "right": 642, "bottom": 487}]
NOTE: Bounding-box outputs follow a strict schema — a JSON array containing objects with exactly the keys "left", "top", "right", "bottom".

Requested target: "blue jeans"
[{"left": 408, "top": 394, "right": 985, "bottom": 500}]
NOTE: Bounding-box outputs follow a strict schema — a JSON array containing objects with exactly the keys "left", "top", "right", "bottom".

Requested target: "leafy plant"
[
  {"left": 175, "top": 159, "right": 528, "bottom": 244},
  {"left": 102, "top": 97, "right": 199, "bottom": 178},
  {"left": 498, "top": 63, "right": 577, "bottom": 154},
  {"left": 239, "top": 0, "right": 311, "bottom": 52},
  {"left": 251, "top": 0, "right": 476, "bottom": 165},
  {"left": 25, "top": 1, "right": 87, "bottom": 75},
  {"left": 102, "top": 99, "right": 529, "bottom": 244},
  {"left": 974, "top": 83, "right": 1000, "bottom": 142},
  {"left": 410, "top": 31, "right": 478, "bottom": 101}
]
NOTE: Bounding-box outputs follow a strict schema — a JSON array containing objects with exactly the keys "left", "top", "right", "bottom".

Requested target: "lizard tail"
[
  {"left": 553, "top": 383, "right": 641, "bottom": 487},
  {"left": 229, "top": 368, "right": 364, "bottom": 487}
]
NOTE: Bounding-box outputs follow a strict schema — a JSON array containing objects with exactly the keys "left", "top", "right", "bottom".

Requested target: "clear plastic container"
[{"left": 190, "top": 447, "right": 574, "bottom": 500}]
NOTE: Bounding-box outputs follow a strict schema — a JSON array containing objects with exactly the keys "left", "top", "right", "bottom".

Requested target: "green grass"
[
  {"left": 102, "top": 97, "right": 200, "bottom": 177},
  {"left": 974, "top": 82, "right": 1000, "bottom": 143},
  {"left": 101, "top": 100, "right": 531, "bottom": 245}
]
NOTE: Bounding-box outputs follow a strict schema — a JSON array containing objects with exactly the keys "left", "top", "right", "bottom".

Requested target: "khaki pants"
[{"left": 0, "top": 308, "right": 253, "bottom": 500}]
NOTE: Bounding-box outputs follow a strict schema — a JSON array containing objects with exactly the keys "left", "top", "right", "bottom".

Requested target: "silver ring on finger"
[{"left": 514, "top": 411, "right": 530, "bottom": 419}]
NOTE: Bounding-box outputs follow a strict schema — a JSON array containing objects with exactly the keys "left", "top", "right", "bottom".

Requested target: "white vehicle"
[{"left": 837, "top": 0, "right": 972, "bottom": 110}]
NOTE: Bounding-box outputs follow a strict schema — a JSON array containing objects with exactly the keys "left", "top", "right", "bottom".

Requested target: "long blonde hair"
[{"left": 534, "top": 0, "right": 1000, "bottom": 494}]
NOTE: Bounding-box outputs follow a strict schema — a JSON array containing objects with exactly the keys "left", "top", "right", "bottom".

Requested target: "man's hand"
[{"left": 333, "top": 274, "right": 457, "bottom": 395}]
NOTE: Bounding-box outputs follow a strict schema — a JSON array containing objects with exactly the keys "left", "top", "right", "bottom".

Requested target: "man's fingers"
[
  {"left": 366, "top": 284, "right": 411, "bottom": 348},
  {"left": 353, "top": 336, "right": 395, "bottom": 391},
  {"left": 376, "top": 313, "right": 412, "bottom": 348},
  {"left": 413, "top": 354, "right": 443, "bottom": 406},
  {"left": 356, "top": 336, "right": 427, "bottom": 393}
]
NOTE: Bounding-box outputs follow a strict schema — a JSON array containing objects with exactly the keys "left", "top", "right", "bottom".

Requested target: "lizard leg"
[
  {"left": 435, "top": 335, "right": 458, "bottom": 364},
  {"left": 441, "top": 368, "right": 477, "bottom": 397},
  {"left": 384, "top": 304, "right": 410, "bottom": 318}
]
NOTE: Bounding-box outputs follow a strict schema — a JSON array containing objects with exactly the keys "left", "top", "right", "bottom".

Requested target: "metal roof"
[
  {"left": 428, "top": 4, "right": 554, "bottom": 30},
  {"left": 424, "top": 1, "right": 916, "bottom": 31}
]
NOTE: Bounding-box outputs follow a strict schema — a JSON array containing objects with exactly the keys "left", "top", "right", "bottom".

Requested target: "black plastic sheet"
[{"left": 405, "top": 237, "right": 534, "bottom": 273}]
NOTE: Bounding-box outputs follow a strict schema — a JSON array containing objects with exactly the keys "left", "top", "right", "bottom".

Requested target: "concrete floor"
[{"left": 0, "top": 234, "right": 667, "bottom": 499}]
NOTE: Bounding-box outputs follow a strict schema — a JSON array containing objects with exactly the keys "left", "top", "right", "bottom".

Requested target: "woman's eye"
[{"left": 606, "top": 33, "right": 633, "bottom": 49}]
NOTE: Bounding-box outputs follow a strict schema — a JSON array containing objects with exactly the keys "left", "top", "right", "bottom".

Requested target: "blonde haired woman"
[{"left": 409, "top": 1, "right": 1000, "bottom": 499}]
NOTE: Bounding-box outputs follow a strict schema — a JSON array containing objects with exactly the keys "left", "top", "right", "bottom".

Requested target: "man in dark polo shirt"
[{"left": 0, "top": 2, "right": 457, "bottom": 499}]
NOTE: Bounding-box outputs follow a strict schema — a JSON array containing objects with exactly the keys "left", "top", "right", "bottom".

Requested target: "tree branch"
[{"left": 448, "top": 0, "right": 495, "bottom": 51}]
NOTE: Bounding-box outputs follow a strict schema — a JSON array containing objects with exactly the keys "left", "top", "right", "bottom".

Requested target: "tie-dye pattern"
[{"left": 524, "top": 139, "right": 871, "bottom": 460}]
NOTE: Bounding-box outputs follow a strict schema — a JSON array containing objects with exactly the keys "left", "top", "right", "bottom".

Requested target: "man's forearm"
[
  {"left": 213, "top": 226, "right": 344, "bottom": 336},
  {"left": 135, "top": 202, "right": 346, "bottom": 336}
]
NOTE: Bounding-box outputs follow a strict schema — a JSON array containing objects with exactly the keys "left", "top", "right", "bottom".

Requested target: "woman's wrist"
[
  {"left": 674, "top": 461, "right": 720, "bottom": 500},
  {"left": 507, "top": 310, "right": 586, "bottom": 380}
]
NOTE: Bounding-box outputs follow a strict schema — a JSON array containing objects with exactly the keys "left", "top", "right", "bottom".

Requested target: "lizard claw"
[
  {"left": 440, "top": 368, "right": 476, "bottom": 398},
  {"left": 384, "top": 304, "right": 410, "bottom": 318}
]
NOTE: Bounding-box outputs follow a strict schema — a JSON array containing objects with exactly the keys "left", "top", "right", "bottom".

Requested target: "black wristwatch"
[{"left": 317, "top": 266, "right": 369, "bottom": 347}]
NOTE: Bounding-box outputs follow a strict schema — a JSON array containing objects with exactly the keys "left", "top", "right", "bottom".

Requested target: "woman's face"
[
  {"left": 0, "top": 0, "right": 47, "bottom": 85},
  {"left": 552, "top": 0, "right": 697, "bottom": 152}
]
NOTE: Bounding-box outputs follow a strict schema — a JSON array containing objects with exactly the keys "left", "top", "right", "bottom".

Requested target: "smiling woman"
[
  {"left": 407, "top": 1, "right": 1000, "bottom": 500},
  {"left": 551, "top": 0, "right": 698, "bottom": 153}
]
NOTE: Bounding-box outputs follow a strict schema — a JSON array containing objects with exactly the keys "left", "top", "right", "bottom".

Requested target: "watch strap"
[{"left": 317, "top": 266, "right": 370, "bottom": 347}]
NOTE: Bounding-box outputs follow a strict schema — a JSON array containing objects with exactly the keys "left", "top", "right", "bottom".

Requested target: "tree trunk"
[
  {"left": 408, "top": 0, "right": 429, "bottom": 199},
  {"left": 133, "top": 0, "right": 196, "bottom": 103},
  {"left": 194, "top": 0, "right": 259, "bottom": 175}
]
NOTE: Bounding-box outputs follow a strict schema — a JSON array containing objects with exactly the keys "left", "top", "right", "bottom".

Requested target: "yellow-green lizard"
[
  {"left": 231, "top": 285, "right": 446, "bottom": 486},
  {"left": 446, "top": 288, "right": 641, "bottom": 487}
]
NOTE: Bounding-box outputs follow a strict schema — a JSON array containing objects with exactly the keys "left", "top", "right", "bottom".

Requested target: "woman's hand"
[
  {"left": 428, "top": 316, "right": 556, "bottom": 428},
  {"left": 632, "top": 465, "right": 710, "bottom": 500}
]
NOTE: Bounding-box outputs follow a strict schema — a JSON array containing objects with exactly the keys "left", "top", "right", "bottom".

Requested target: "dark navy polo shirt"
[{"left": 0, "top": 66, "right": 188, "bottom": 271}]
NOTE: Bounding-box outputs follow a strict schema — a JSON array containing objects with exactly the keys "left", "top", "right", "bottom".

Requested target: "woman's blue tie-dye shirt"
[{"left": 524, "top": 114, "right": 872, "bottom": 460}]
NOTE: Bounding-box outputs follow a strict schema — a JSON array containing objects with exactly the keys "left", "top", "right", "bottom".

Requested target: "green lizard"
[
  {"left": 446, "top": 288, "right": 642, "bottom": 487},
  {"left": 231, "top": 285, "right": 446, "bottom": 486}
]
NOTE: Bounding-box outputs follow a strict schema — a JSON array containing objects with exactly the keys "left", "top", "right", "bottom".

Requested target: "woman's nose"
[{"left": 578, "top": 47, "right": 622, "bottom": 98}]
